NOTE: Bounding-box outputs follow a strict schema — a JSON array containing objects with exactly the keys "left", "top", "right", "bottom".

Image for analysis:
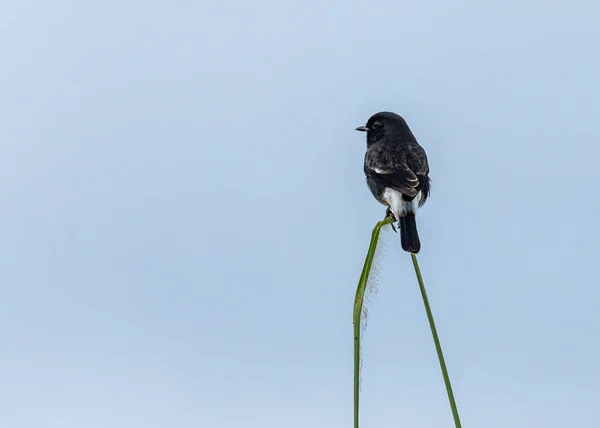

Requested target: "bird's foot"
[{"left": 385, "top": 208, "right": 398, "bottom": 233}]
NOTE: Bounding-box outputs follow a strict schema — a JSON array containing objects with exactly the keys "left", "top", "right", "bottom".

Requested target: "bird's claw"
[{"left": 385, "top": 208, "right": 398, "bottom": 233}]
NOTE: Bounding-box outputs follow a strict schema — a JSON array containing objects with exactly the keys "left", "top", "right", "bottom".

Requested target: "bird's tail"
[{"left": 399, "top": 213, "right": 421, "bottom": 254}]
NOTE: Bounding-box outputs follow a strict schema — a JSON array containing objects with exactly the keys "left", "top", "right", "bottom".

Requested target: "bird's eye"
[{"left": 372, "top": 121, "right": 382, "bottom": 129}]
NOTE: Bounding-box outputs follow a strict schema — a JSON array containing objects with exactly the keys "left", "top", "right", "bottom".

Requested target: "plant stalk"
[
  {"left": 352, "top": 216, "right": 393, "bottom": 428},
  {"left": 410, "top": 253, "right": 462, "bottom": 428}
]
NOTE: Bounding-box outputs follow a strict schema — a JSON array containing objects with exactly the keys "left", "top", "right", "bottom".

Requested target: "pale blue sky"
[{"left": 1, "top": 1, "right": 599, "bottom": 427}]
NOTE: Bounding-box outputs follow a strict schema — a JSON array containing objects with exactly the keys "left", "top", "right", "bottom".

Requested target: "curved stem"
[
  {"left": 411, "top": 253, "right": 462, "bottom": 428},
  {"left": 353, "top": 216, "right": 394, "bottom": 428}
]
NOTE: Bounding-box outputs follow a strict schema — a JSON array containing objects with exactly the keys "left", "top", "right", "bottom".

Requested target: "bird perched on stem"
[{"left": 356, "top": 112, "right": 431, "bottom": 254}]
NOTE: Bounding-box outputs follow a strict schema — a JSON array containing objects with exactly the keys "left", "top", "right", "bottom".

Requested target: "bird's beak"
[{"left": 355, "top": 126, "right": 369, "bottom": 132}]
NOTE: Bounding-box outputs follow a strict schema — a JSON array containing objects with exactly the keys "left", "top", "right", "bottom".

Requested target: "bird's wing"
[
  {"left": 364, "top": 145, "right": 419, "bottom": 197},
  {"left": 404, "top": 141, "right": 429, "bottom": 176}
]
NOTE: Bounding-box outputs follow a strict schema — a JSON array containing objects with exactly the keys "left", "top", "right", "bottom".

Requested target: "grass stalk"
[
  {"left": 410, "top": 253, "right": 462, "bottom": 428},
  {"left": 353, "top": 216, "right": 394, "bottom": 428}
]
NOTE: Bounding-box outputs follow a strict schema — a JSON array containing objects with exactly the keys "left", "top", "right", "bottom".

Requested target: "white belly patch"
[{"left": 382, "top": 188, "right": 421, "bottom": 219}]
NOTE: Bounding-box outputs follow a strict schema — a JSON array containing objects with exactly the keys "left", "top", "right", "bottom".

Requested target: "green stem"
[
  {"left": 353, "top": 216, "right": 394, "bottom": 428},
  {"left": 410, "top": 253, "right": 462, "bottom": 428}
]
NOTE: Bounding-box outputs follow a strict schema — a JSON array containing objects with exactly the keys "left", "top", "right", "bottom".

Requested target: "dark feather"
[
  {"left": 399, "top": 213, "right": 421, "bottom": 253},
  {"left": 364, "top": 140, "right": 427, "bottom": 197}
]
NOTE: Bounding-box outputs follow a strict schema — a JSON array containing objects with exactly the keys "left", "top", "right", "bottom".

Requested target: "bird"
[{"left": 356, "top": 111, "right": 431, "bottom": 253}]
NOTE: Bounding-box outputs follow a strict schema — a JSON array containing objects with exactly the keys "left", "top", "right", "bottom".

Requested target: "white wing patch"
[{"left": 371, "top": 166, "right": 418, "bottom": 182}]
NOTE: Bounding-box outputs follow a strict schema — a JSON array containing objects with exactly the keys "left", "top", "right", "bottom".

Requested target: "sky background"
[{"left": 2, "top": 1, "right": 600, "bottom": 427}]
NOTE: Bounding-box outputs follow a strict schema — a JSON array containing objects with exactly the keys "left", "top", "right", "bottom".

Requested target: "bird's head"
[{"left": 355, "top": 111, "right": 415, "bottom": 145}]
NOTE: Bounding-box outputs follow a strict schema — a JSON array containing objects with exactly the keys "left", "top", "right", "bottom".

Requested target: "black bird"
[{"left": 356, "top": 112, "right": 431, "bottom": 253}]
